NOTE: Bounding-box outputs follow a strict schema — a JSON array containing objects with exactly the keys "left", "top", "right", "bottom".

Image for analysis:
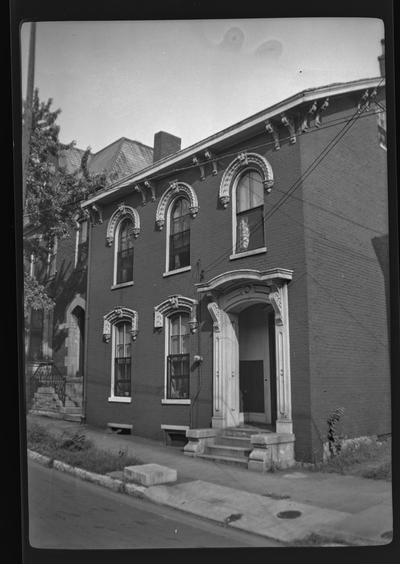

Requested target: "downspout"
[{"left": 81, "top": 218, "right": 92, "bottom": 424}]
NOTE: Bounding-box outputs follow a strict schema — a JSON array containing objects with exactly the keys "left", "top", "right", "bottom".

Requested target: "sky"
[{"left": 20, "top": 19, "right": 384, "bottom": 153}]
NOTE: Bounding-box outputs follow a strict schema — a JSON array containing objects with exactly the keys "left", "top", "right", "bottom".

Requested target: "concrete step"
[
  {"left": 205, "top": 444, "right": 251, "bottom": 459},
  {"left": 217, "top": 435, "right": 252, "bottom": 448},
  {"left": 196, "top": 453, "right": 249, "bottom": 468},
  {"left": 224, "top": 427, "right": 273, "bottom": 438}
]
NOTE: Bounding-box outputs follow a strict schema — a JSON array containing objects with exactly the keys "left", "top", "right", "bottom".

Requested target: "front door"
[{"left": 238, "top": 304, "right": 271, "bottom": 424}]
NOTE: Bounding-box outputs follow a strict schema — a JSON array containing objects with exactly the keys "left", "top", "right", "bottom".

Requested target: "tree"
[{"left": 23, "top": 89, "right": 105, "bottom": 315}]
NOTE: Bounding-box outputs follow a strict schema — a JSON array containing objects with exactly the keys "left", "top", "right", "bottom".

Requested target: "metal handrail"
[{"left": 26, "top": 360, "right": 67, "bottom": 410}]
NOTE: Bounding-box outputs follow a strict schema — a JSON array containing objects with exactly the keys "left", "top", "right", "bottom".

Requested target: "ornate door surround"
[{"left": 196, "top": 268, "right": 293, "bottom": 434}]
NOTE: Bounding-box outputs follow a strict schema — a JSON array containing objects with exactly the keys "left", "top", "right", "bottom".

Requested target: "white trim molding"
[
  {"left": 155, "top": 180, "right": 199, "bottom": 230},
  {"left": 106, "top": 203, "right": 140, "bottom": 246},
  {"left": 219, "top": 152, "right": 274, "bottom": 208},
  {"left": 197, "top": 268, "right": 293, "bottom": 433},
  {"left": 154, "top": 295, "right": 198, "bottom": 333},
  {"left": 103, "top": 307, "right": 139, "bottom": 342}
]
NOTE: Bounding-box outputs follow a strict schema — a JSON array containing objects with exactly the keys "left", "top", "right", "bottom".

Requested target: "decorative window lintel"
[
  {"left": 103, "top": 307, "right": 139, "bottom": 342},
  {"left": 155, "top": 181, "right": 199, "bottom": 230},
  {"left": 154, "top": 295, "right": 198, "bottom": 333},
  {"left": 106, "top": 203, "right": 140, "bottom": 246},
  {"left": 219, "top": 152, "right": 274, "bottom": 208}
]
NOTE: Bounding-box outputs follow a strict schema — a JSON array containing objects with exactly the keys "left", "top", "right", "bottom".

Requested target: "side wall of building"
[{"left": 300, "top": 92, "right": 390, "bottom": 459}]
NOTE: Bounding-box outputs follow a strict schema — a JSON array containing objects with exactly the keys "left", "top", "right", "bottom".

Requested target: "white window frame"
[
  {"left": 108, "top": 320, "right": 132, "bottom": 403},
  {"left": 164, "top": 196, "right": 192, "bottom": 277},
  {"left": 230, "top": 167, "right": 267, "bottom": 260},
  {"left": 74, "top": 219, "right": 88, "bottom": 268},
  {"left": 112, "top": 217, "right": 135, "bottom": 289},
  {"left": 161, "top": 311, "right": 191, "bottom": 405}
]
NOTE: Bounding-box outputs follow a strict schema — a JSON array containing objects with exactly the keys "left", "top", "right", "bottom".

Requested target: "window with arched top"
[
  {"left": 112, "top": 320, "right": 132, "bottom": 399},
  {"left": 168, "top": 197, "right": 191, "bottom": 273},
  {"left": 234, "top": 169, "right": 265, "bottom": 254},
  {"left": 167, "top": 312, "right": 190, "bottom": 400},
  {"left": 115, "top": 218, "right": 134, "bottom": 285}
]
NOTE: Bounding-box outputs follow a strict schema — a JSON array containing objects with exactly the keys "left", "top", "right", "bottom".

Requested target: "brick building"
[
  {"left": 80, "top": 72, "right": 389, "bottom": 466},
  {"left": 26, "top": 137, "right": 153, "bottom": 420}
]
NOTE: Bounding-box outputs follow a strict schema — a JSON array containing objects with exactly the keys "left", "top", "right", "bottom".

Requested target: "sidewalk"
[{"left": 27, "top": 414, "right": 393, "bottom": 546}]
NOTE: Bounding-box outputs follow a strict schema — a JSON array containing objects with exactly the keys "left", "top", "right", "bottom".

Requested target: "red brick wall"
[
  {"left": 85, "top": 131, "right": 312, "bottom": 447},
  {"left": 300, "top": 94, "right": 390, "bottom": 460}
]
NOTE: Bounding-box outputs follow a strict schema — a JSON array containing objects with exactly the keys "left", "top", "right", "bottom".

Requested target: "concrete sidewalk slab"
[
  {"left": 316, "top": 502, "right": 393, "bottom": 546},
  {"left": 27, "top": 414, "right": 392, "bottom": 545},
  {"left": 124, "top": 463, "right": 177, "bottom": 486},
  {"left": 143, "top": 480, "right": 350, "bottom": 543}
]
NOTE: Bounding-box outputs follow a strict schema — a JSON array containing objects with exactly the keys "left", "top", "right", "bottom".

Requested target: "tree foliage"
[{"left": 24, "top": 89, "right": 105, "bottom": 313}]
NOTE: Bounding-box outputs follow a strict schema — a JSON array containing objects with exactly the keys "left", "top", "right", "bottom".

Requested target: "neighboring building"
[
  {"left": 80, "top": 70, "right": 389, "bottom": 466},
  {"left": 25, "top": 138, "right": 154, "bottom": 420}
]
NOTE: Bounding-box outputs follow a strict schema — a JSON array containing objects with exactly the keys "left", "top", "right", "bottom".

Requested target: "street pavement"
[
  {"left": 26, "top": 414, "right": 393, "bottom": 546},
  {"left": 28, "top": 460, "right": 281, "bottom": 548}
]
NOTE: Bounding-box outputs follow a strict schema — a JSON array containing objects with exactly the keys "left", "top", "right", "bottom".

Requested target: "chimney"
[
  {"left": 378, "top": 39, "right": 385, "bottom": 77},
  {"left": 153, "top": 131, "right": 181, "bottom": 163}
]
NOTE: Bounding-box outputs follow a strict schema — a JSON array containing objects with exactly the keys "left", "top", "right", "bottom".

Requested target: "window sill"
[
  {"left": 111, "top": 281, "right": 134, "bottom": 290},
  {"left": 108, "top": 396, "right": 132, "bottom": 403},
  {"left": 161, "top": 399, "right": 191, "bottom": 405},
  {"left": 229, "top": 247, "right": 267, "bottom": 260},
  {"left": 163, "top": 266, "right": 191, "bottom": 278}
]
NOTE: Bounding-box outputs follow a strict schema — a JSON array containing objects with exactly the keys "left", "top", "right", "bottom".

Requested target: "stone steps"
[
  {"left": 205, "top": 444, "right": 251, "bottom": 459},
  {"left": 217, "top": 435, "right": 252, "bottom": 448},
  {"left": 197, "top": 453, "right": 249, "bottom": 468},
  {"left": 60, "top": 406, "right": 82, "bottom": 414}
]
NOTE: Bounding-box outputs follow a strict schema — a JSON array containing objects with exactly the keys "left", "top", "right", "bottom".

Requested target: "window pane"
[
  {"left": 117, "top": 247, "right": 134, "bottom": 284},
  {"left": 167, "top": 354, "right": 189, "bottom": 399},
  {"left": 236, "top": 206, "right": 264, "bottom": 252},
  {"left": 114, "top": 321, "right": 131, "bottom": 397},
  {"left": 237, "top": 170, "right": 263, "bottom": 212}
]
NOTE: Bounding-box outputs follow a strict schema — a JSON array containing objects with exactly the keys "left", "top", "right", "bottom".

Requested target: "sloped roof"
[
  {"left": 83, "top": 75, "right": 384, "bottom": 208},
  {"left": 59, "top": 137, "right": 153, "bottom": 184}
]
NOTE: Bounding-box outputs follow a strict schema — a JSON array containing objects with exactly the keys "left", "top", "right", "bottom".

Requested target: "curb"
[{"left": 29, "top": 449, "right": 147, "bottom": 498}]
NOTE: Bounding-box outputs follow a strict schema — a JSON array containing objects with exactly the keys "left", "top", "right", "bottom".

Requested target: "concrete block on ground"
[{"left": 124, "top": 463, "right": 177, "bottom": 486}]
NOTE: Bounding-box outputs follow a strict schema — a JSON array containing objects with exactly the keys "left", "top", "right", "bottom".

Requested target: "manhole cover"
[{"left": 276, "top": 510, "right": 302, "bottom": 519}]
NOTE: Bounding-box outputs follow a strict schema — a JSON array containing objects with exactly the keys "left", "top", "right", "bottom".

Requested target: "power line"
[
  {"left": 23, "top": 106, "right": 385, "bottom": 220},
  {"left": 202, "top": 100, "right": 371, "bottom": 274}
]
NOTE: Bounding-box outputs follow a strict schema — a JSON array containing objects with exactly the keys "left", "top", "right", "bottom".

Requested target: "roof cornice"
[{"left": 82, "top": 76, "right": 384, "bottom": 209}]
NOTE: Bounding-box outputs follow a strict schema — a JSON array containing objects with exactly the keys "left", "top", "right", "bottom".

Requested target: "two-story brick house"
[{"left": 80, "top": 69, "right": 389, "bottom": 467}]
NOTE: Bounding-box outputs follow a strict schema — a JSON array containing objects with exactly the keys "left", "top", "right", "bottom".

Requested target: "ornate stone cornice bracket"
[
  {"left": 280, "top": 113, "right": 296, "bottom": 144},
  {"left": 144, "top": 180, "right": 156, "bottom": 202},
  {"left": 133, "top": 184, "right": 147, "bottom": 206},
  {"left": 269, "top": 287, "right": 284, "bottom": 326},
  {"left": 219, "top": 152, "right": 274, "bottom": 208},
  {"left": 300, "top": 100, "right": 318, "bottom": 132},
  {"left": 87, "top": 204, "right": 103, "bottom": 225},
  {"left": 103, "top": 307, "right": 139, "bottom": 342},
  {"left": 204, "top": 150, "right": 218, "bottom": 176},
  {"left": 154, "top": 295, "right": 198, "bottom": 333},
  {"left": 207, "top": 301, "right": 222, "bottom": 332},
  {"left": 106, "top": 203, "right": 140, "bottom": 246},
  {"left": 193, "top": 156, "right": 206, "bottom": 181},
  {"left": 358, "top": 88, "right": 377, "bottom": 112},
  {"left": 315, "top": 98, "right": 329, "bottom": 127},
  {"left": 265, "top": 119, "right": 280, "bottom": 151},
  {"left": 155, "top": 181, "right": 199, "bottom": 230}
]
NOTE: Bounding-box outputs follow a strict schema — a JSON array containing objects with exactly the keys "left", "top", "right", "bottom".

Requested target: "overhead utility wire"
[
  {"left": 23, "top": 106, "right": 385, "bottom": 219},
  {"left": 202, "top": 98, "right": 374, "bottom": 274}
]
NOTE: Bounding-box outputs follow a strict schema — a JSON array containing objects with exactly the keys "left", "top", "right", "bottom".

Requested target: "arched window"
[
  {"left": 112, "top": 320, "right": 132, "bottom": 399},
  {"left": 234, "top": 170, "right": 265, "bottom": 254},
  {"left": 168, "top": 197, "right": 190, "bottom": 272},
  {"left": 167, "top": 312, "right": 190, "bottom": 400},
  {"left": 116, "top": 218, "right": 134, "bottom": 285}
]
